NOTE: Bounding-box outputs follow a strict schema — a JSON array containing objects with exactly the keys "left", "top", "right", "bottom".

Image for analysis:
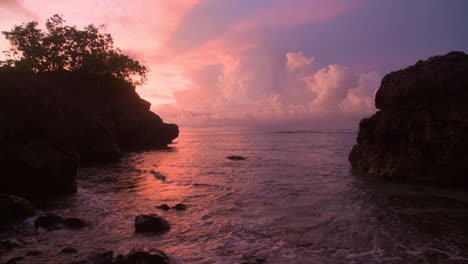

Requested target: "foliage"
[{"left": 0, "top": 15, "right": 148, "bottom": 86}]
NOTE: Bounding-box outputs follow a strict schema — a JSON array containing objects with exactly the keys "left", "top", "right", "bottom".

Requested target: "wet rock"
[
  {"left": 0, "top": 193, "right": 34, "bottom": 225},
  {"left": 5, "top": 256, "right": 23, "bottom": 264},
  {"left": 155, "top": 204, "right": 170, "bottom": 211},
  {"left": 63, "top": 217, "right": 91, "bottom": 229},
  {"left": 349, "top": 51, "right": 468, "bottom": 186},
  {"left": 226, "top": 155, "right": 246, "bottom": 160},
  {"left": 61, "top": 247, "right": 78, "bottom": 254},
  {"left": 150, "top": 170, "right": 166, "bottom": 181},
  {"left": 171, "top": 203, "right": 187, "bottom": 211},
  {"left": 34, "top": 213, "right": 90, "bottom": 231},
  {"left": 34, "top": 213, "right": 64, "bottom": 231},
  {"left": 25, "top": 250, "right": 42, "bottom": 256},
  {"left": 115, "top": 248, "right": 170, "bottom": 264},
  {"left": 135, "top": 214, "right": 170, "bottom": 233}
]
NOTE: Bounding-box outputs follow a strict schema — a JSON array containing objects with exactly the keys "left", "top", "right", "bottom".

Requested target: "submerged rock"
[
  {"left": 115, "top": 248, "right": 170, "bottom": 264},
  {"left": 135, "top": 214, "right": 170, "bottom": 234},
  {"left": 25, "top": 250, "right": 42, "bottom": 256},
  {"left": 61, "top": 247, "right": 78, "bottom": 254},
  {"left": 34, "top": 213, "right": 90, "bottom": 231},
  {"left": 349, "top": 51, "right": 468, "bottom": 186},
  {"left": 171, "top": 203, "right": 187, "bottom": 211},
  {"left": 63, "top": 217, "right": 91, "bottom": 229},
  {"left": 150, "top": 170, "right": 167, "bottom": 181},
  {"left": 155, "top": 204, "right": 170, "bottom": 211},
  {"left": 226, "top": 155, "right": 246, "bottom": 160},
  {"left": 88, "top": 250, "right": 114, "bottom": 264},
  {"left": 0, "top": 194, "right": 34, "bottom": 225}
]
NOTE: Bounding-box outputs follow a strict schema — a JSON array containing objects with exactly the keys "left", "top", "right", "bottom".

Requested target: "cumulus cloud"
[
  {"left": 155, "top": 50, "right": 381, "bottom": 129},
  {"left": 304, "top": 65, "right": 381, "bottom": 116},
  {"left": 286, "top": 51, "right": 314, "bottom": 72}
]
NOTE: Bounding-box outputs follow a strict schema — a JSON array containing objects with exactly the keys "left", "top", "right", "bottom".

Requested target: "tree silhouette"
[{"left": 0, "top": 15, "right": 148, "bottom": 86}]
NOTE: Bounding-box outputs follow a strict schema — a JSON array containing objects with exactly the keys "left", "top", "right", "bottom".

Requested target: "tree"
[{"left": 0, "top": 15, "right": 148, "bottom": 86}]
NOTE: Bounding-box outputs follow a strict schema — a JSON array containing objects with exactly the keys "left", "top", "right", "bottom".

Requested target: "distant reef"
[
  {"left": 349, "top": 51, "right": 468, "bottom": 187},
  {"left": 0, "top": 70, "right": 178, "bottom": 198}
]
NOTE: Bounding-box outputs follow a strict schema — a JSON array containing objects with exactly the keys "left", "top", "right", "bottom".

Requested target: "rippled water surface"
[{"left": 3, "top": 131, "right": 468, "bottom": 263}]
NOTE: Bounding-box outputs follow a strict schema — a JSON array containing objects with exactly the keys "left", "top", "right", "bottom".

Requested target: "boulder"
[
  {"left": 0, "top": 194, "right": 34, "bottom": 225},
  {"left": 135, "top": 214, "right": 170, "bottom": 234},
  {"left": 349, "top": 51, "right": 468, "bottom": 186},
  {"left": 115, "top": 248, "right": 170, "bottom": 264}
]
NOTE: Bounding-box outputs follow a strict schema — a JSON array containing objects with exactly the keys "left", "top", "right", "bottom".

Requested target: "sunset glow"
[{"left": 2, "top": 0, "right": 467, "bottom": 129}]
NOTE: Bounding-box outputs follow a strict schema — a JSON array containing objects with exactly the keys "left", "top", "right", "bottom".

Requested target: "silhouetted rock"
[
  {"left": 0, "top": 194, "right": 34, "bottom": 225},
  {"left": 349, "top": 51, "right": 468, "bottom": 186},
  {"left": 114, "top": 248, "right": 170, "bottom": 264},
  {"left": 226, "top": 155, "right": 246, "bottom": 160},
  {"left": 34, "top": 213, "right": 90, "bottom": 231},
  {"left": 171, "top": 203, "right": 187, "bottom": 211},
  {"left": 135, "top": 214, "right": 170, "bottom": 234},
  {"left": 0, "top": 71, "right": 178, "bottom": 197},
  {"left": 155, "top": 204, "right": 170, "bottom": 211}
]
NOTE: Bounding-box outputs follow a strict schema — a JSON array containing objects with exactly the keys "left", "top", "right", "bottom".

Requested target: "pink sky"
[{"left": 1, "top": 0, "right": 467, "bottom": 129}]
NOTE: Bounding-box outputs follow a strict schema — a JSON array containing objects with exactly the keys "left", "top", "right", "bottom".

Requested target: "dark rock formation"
[
  {"left": 226, "top": 155, "right": 246, "bottom": 160},
  {"left": 134, "top": 214, "right": 170, "bottom": 234},
  {"left": 115, "top": 248, "right": 170, "bottom": 264},
  {"left": 0, "top": 71, "right": 178, "bottom": 197},
  {"left": 34, "top": 213, "right": 90, "bottom": 231},
  {"left": 171, "top": 203, "right": 187, "bottom": 211},
  {"left": 349, "top": 51, "right": 468, "bottom": 186},
  {"left": 155, "top": 204, "right": 170, "bottom": 211},
  {"left": 0, "top": 194, "right": 34, "bottom": 226}
]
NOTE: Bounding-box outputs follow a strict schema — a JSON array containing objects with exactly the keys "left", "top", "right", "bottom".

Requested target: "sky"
[{"left": 1, "top": 0, "right": 467, "bottom": 130}]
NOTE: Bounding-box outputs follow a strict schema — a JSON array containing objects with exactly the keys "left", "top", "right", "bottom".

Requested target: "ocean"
[{"left": 5, "top": 131, "right": 468, "bottom": 263}]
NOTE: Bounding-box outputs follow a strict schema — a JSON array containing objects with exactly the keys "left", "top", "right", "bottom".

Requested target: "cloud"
[
  {"left": 286, "top": 51, "right": 314, "bottom": 72},
  {"left": 0, "top": 0, "right": 37, "bottom": 19},
  {"left": 305, "top": 65, "right": 381, "bottom": 116},
  {"left": 155, "top": 50, "right": 381, "bottom": 129}
]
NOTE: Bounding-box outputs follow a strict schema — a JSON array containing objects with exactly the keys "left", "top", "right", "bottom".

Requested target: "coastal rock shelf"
[
  {"left": 349, "top": 51, "right": 468, "bottom": 186},
  {"left": 0, "top": 71, "right": 179, "bottom": 197}
]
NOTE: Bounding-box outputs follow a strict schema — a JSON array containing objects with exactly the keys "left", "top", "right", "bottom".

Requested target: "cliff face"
[
  {"left": 0, "top": 71, "right": 178, "bottom": 197},
  {"left": 349, "top": 51, "right": 468, "bottom": 187}
]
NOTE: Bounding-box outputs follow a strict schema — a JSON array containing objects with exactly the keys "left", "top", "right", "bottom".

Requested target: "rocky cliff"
[
  {"left": 0, "top": 70, "right": 179, "bottom": 197},
  {"left": 349, "top": 51, "right": 468, "bottom": 187}
]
